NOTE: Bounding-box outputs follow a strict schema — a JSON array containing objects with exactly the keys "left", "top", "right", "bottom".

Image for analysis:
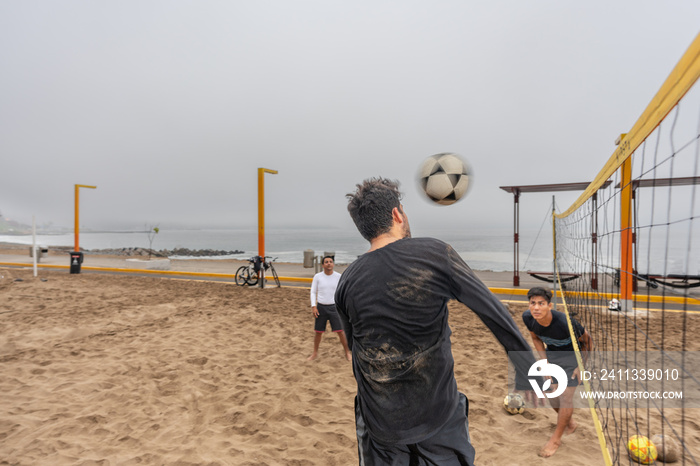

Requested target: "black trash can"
[{"left": 70, "top": 251, "right": 84, "bottom": 274}]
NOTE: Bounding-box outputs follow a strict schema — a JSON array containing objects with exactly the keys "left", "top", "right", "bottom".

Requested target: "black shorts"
[
  {"left": 314, "top": 303, "right": 344, "bottom": 333},
  {"left": 355, "top": 392, "right": 476, "bottom": 465},
  {"left": 547, "top": 352, "right": 581, "bottom": 387}
]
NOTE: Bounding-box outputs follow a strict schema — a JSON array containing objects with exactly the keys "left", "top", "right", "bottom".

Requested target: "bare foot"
[
  {"left": 565, "top": 420, "right": 578, "bottom": 435},
  {"left": 345, "top": 351, "right": 352, "bottom": 361},
  {"left": 307, "top": 353, "right": 318, "bottom": 361},
  {"left": 538, "top": 439, "right": 561, "bottom": 458}
]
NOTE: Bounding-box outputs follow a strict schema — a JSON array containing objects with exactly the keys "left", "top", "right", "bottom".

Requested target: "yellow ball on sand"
[
  {"left": 650, "top": 434, "right": 681, "bottom": 463},
  {"left": 627, "top": 435, "right": 658, "bottom": 464}
]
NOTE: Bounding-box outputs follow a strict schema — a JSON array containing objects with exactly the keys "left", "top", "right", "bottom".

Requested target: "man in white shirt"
[{"left": 307, "top": 255, "right": 352, "bottom": 361}]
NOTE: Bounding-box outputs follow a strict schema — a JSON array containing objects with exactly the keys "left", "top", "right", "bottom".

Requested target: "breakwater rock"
[
  {"left": 84, "top": 247, "right": 244, "bottom": 258},
  {"left": 164, "top": 248, "right": 245, "bottom": 257}
]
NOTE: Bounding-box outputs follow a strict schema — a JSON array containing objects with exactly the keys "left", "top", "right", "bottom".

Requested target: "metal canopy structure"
[
  {"left": 614, "top": 176, "right": 700, "bottom": 189},
  {"left": 499, "top": 181, "right": 612, "bottom": 286},
  {"left": 499, "top": 181, "right": 602, "bottom": 195}
]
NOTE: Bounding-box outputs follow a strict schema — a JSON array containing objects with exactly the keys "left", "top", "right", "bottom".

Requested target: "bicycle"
[
  {"left": 235, "top": 256, "right": 280, "bottom": 287},
  {"left": 235, "top": 257, "right": 258, "bottom": 286},
  {"left": 263, "top": 256, "right": 281, "bottom": 287}
]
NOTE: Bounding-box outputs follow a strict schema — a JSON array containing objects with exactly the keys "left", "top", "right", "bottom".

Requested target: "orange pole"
[
  {"left": 74, "top": 185, "right": 79, "bottom": 251},
  {"left": 74, "top": 184, "right": 97, "bottom": 252},
  {"left": 513, "top": 190, "right": 520, "bottom": 286},
  {"left": 620, "top": 156, "right": 633, "bottom": 310},
  {"left": 257, "top": 168, "right": 278, "bottom": 258}
]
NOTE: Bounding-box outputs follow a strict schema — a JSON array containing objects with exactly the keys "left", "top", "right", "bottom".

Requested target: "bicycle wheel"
[
  {"left": 270, "top": 265, "right": 280, "bottom": 287},
  {"left": 246, "top": 265, "right": 259, "bottom": 286},
  {"left": 235, "top": 266, "right": 250, "bottom": 286}
]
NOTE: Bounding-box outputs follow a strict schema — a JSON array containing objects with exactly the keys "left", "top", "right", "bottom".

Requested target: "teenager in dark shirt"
[
  {"left": 522, "top": 287, "right": 592, "bottom": 458},
  {"left": 335, "top": 177, "right": 538, "bottom": 465}
]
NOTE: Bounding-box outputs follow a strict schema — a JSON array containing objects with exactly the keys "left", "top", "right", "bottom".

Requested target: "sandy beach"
[
  {"left": 0, "top": 260, "right": 619, "bottom": 466},
  {"left": 2, "top": 242, "right": 698, "bottom": 465}
]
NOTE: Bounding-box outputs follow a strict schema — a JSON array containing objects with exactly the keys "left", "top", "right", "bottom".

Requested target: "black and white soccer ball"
[
  {"left": 418, "top": 153, "right": 471, "bottom": 205},
  {"left": 503, "top": 393, "right": 525, "bottom": 415}
]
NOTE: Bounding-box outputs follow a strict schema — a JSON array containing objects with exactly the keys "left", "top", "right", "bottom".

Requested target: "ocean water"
[
  {"left": 0, "top": 227, "right": 556, "bottom": 272},
  {"left": 5, "top": 226, "right": 697, "bottom": 274}
]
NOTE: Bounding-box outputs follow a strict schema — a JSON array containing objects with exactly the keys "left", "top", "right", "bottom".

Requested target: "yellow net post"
[
  {"left": 73, "top": 184, "right": 97, "bottom": 252},
  {"left": 619, "top": 147, "right": 634, "bottom": 311},
  {"left": 257, "top": 168, "right": 278, "bottom": 259},
  {"left": 257, "top": 168, "right": 278, "bottom": 289}
]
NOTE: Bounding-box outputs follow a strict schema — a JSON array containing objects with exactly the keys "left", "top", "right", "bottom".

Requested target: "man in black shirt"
[
  {"left": 335, "top": 178, "right": 537, "bottom": 465},
  {"left": 522, "top": 287, "right": 592, "bottom": 458}
]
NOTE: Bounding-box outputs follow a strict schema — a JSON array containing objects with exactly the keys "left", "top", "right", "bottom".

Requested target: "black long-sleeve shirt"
[{"left": 335, "top": 237, "right": 535, "bottom": 445}]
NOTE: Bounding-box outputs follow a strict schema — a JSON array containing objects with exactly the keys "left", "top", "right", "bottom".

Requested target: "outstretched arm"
[
  {"left": 335, "top": 302, "right": 353, "bottom": 350},
  {"left": 446, "top": 246, "right": 538, "bottom": 390},
  {"left": 529, "top": 331, "right": 547, "bottom": 360},
  {"left": 522, "top": 331, "right": 547, "bottom": 405}
]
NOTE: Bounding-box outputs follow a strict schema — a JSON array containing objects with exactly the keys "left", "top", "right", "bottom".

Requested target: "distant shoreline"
[
  {"left": 0, "top": 241, "right": 244, "bottom": 259},
  {"left": 0, "top": 230, "right": 149, "bottom": 236}
]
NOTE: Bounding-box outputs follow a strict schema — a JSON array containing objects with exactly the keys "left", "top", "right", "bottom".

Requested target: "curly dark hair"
[{"left": 346, "top": 178, "right": 403, "bottom": 241}]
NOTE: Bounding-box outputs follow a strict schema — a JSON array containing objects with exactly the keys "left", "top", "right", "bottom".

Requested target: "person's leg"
[
  {"left": 324, "top": 304, "right": 352, "bottom": 361},
  {"left": 548, "top": 385, "right": 561, "bottom": 411},
  {"left": 355, "top": 397, "right": 411, "bottom": 465},
  {"left": 307, "top": 332, "right": 323, "bottom": 361},
  {"left": 335, "top": 331, "right": 352, "bottom": 361},
  {"left": 539, "top": 385, "right": 576, "bottom": 457},
  {"left": 411, "top": 392, "right": 476, "bottom": 466},
  {"left": 354, "top": 394, "right": 475, "bottom": 465},
  {"left": 308, "top": 308, "right": 328, "bottom": 361},
  {"left": 550, "top": 381, "right": 578, "bottom": 434}
]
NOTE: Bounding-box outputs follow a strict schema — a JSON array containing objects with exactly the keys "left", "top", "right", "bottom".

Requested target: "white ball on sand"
[
  {"left": 503, "top": 393, "right": 525, "bottom": 415},
  {"left": 650, "top": 434, "right": 681, "bottom": 463}
]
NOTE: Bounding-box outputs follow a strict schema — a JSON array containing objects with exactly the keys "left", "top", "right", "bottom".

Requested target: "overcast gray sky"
[{"left": 1, "top": 1, "right": 699, "bottom": 234}]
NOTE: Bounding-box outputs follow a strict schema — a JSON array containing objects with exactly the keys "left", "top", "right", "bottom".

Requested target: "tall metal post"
[
  {"left": 74, "top": 184, "right": 97, "bottom": 252},
  {"left": 591, "top": 192, "right": 598, "bottom": 290},
  {"left": 632, "top": 187, "right": 638, "bottom": 292},
  {"left": 257, "top": 168, "right": 278, "bottom": 288},
  {"left": 552, "top": 195, "right": 557, "bottom": 311},
  {"left": 513, "top": 190, "right": 520, "bottom": 286},
  {"left": 620, "top": 156, "right": 634, "bottom": 311},
  {"left": 32, "top": 216, "right": 37, "bottom": 277}
]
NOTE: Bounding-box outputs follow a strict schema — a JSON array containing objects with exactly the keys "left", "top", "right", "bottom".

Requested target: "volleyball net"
[{"left": 553, "top": 33, "right": 700, "bottom": 465}]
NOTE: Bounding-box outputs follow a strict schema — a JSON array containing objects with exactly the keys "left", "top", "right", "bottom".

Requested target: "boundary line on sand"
[{"left": 2, "top": 262, "right": 699, "bottom": 306}]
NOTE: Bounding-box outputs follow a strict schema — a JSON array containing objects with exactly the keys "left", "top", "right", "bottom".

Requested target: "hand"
[
  {"left": 572, "top": 367, "right": 582, "bottom": 384},
  {"left": 312, "top": 306, "right": 319, "bottom": 318}
]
